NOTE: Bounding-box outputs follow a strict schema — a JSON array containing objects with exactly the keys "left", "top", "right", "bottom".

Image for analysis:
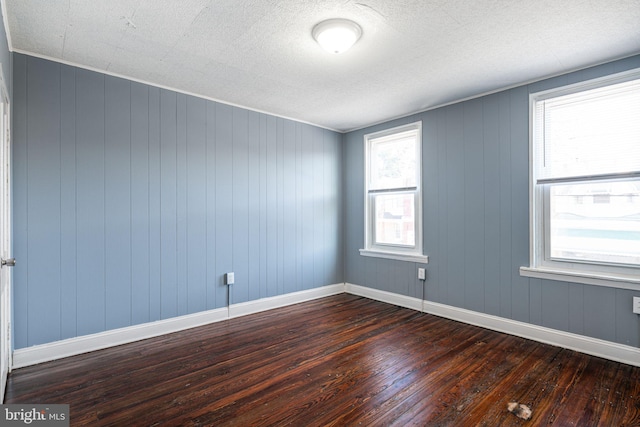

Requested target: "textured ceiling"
[{"left": 4, "top": 0, "right": 640, "bottom": 132}]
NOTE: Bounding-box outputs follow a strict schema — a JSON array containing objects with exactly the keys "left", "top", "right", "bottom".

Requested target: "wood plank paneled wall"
[
  {"left": 343, "top": 55, "right": 640, "bottom": 349},
  {"left": 12, "top": 54, "right": 343, "bottom": 349},
  {"left": 11, "top": 51, "right": 640, "bottom": 353}
]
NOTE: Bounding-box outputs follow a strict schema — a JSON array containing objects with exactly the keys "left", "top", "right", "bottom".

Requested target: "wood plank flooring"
[{"left": 6, "top": 294, "right": 640, "bottom": 426}]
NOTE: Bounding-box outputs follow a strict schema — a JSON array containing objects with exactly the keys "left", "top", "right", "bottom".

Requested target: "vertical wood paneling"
[
  {"left": 14, "top": 52, "right": 640, "bottom": 351},
  {"left": 568, "top": 283, "right": 584, "bottom": 335},
  {"left": 615, "top": 288, "right": 640, "bottom": 346},
  {"left": 445, "top": 104, "right": 464, "bottom": 307},
  {"left": 422, "top": 111, "right": 439, "bottom": 302},
  {"left": 27, "top": 58, "right": 61, "bottom": 346},
  {"left": 362, "top": 256, "right": 376, "bottom": 289},
  {"left": 294, "top": 123, "right": 305, "bottom": 290},
  {"left": 321, "top": 130, "right": 330, "bottom": 287},
  {"left": 301, "top": 125, "right": 314, "bottom": 291},
  {"left": 205, "top": 102, "right": 218, "bottom": 309},
  {"left": 275, "top": 119, "right": 284, "bottom": 294},
  {"left": 435, "top": 108, "right": 448, "bottom": 304},
  {"left": 247, "top": 111, "right": 261, "bottom": 302},
  {"left": 363, "top": 256, "right": 378, "bottom": 291},
  {"left": 176, "top": 94, "right": 188, "bottom": 316},
  {"left": 482, "top": 94, "right": 501, "bottom": 317},
  {"left": 343, "top": 130, "right": 365, "bottom": 287},
  {"left": 295, "top": 123, "right": 303, "bottom": 291},
  {"left": 215, "top": 103, "right": 233, "bottom": 304},
  {"left": 416, "top": 263, "right": 427, "bottom": 299},
  {"left": 541, "top": 280, "right": 569, "bottom": 332},
  {"left": 59, "top": 64, "right": 77, "bottom": 340},
  {"left": 463, "top": 99, "right": 484, "bottom": 312},
  {"left": 324, "top": 130, "right": 341, "bottom": 285},
  {"left": 186, "top": 96, "right": 207, "bottom": 314},
  {"left": 148, "top": 87, "right": 162, "bottom": 321},
  {"left": 529, "top": 278, "right": 542, "bottom": 326},
  {"left": 130, "top": 82, "right": 150, "bottom": 325},
  {"left": 75, "top": 68, "right": 106, "bottom": 337},
  {"left": 232, "top": 107, "right": 249, "bottom": 304},
  {"left": 105, "top": 76, "right": 132, "bottom": 330},
  {"left": 265, "top": 115, "right": 277, "bottom": 298},
  {"left": 395, "top": 261, "right": 412, "bottom": 296},
  {"left": 313, "top": 127, "right": 325, "bottom": 289},
  {"left": 257, "top": 114, "right": 268, "bottom": 299},
  {"left": 497, "top": 91, "right": 513, "bottom": 319},
  {"left": 584, "top": 286, "right": 616, "bottom": 341},
  {"left": 282, "top": 120, "right": 296, "bottom": 294},
  {"left": 333, "top": 131, "right": 344, "bottom": 284},
  {"left": 377, "top": 258, "right": 391, "bottom": 292},
  {"left": 160, "top": 89, "right": 178, "bottom": 319},
  {"left": 13, "top": 55, "right": 344, "bottom": 348},
  {"left": 396, "top": 259, "right": 409, "bottom": 294}
]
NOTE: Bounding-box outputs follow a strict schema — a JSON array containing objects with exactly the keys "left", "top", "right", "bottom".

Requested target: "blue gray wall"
[
  {"left": 344, "top": 54, "right": 640, "bottom": 348},
  {"left": 12, "top": 54, "right": 343, "bottom": 349},
  {"left": 11, "top": 49, "right": 640, "bottom": 351}
]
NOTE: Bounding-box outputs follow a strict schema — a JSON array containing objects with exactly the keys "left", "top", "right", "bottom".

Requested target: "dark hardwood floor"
[{"left": 6, "top": 294, "right": 640, "bottom": 426}]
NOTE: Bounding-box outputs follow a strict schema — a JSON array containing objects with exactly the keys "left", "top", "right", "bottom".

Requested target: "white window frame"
[
  {"left": 359, "top": 121, "right": 428, "bottom": 263},
  {"left": 520, "top": 69, "right": 640, "bottom": 290}
]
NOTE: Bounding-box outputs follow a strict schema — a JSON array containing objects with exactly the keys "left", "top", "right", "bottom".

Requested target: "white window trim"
[
  {"left": 519, "top": 266, "right": 640, "bottom": 290},
  {"left": 361, "top": 121, "right": 428, "bottom": 264},
  {"left": 359, "top": 248, "right": 429, "bottom": 264},
  {"left": 521, "top": 68, "right": 640, "bottom": 290}
]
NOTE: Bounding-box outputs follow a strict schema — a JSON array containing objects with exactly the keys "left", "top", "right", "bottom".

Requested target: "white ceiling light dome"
[{"left": 312, "top": 18, "right": 362, "bottom": 54}]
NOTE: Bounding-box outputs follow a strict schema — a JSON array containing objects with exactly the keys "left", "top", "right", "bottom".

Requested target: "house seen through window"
[{"left": 524, "top": 70, "right": 640, "bottom": 286}]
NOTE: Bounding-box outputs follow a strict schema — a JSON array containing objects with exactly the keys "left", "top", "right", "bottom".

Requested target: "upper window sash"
[
  {"left": 532, "top": 71, "right": 640, "bottom": 183},
  {"left": 367, "top": 129, "right": 420, "bottom": 193}
]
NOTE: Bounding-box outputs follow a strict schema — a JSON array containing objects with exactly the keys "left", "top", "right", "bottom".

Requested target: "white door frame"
[{"left": 0, "top": 67, "right": 11, "bottom": 402}]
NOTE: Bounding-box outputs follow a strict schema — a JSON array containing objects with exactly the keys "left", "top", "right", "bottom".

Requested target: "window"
[
  {"left": 360, "top": 122, "right": 427, "bottom": 263},
  {"left": 522, "top": 70, "right": 640, "bottom": 288}
]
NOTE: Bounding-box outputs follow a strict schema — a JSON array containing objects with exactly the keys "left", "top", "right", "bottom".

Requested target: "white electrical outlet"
[
  {"left": 226, "top": 272, "right": 235, "bottom": 285},
  {"left": 417, "top": 268, "right": 426, "bottom": 280},
  {"left": 633, "top": 297, "right": 640, "bottom": 314}
]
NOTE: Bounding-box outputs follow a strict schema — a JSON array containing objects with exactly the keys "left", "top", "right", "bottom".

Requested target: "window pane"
[
  {"left": 374, "top": 193, "right": 415, "bottom": 247},
  {"left": 369, "top": 133, "right": 416, "bottom": 190},
  {"left": 549, "top": 180, "right": 640, "bottom": 265},
  {"left": 537, "top": 78, "right": 640, "bottom": 180}
]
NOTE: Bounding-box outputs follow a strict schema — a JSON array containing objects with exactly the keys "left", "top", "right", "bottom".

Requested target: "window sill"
[
  {"left": 359, "top": 249, "right": 429, "bottom": 264},
  {"left": 519, "top": 266, "right": 640, "bottom": 290}
]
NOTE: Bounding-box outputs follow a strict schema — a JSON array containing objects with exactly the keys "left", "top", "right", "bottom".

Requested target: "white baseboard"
[
  {"left": 229, "top": 284, "right": 345, "bottom": 318},
  {"left": 422, "top": 300, "right": 640, "bottom": 367},
  {"left": 13, "top": 284, "right": 346, "bottom": 369},
  {"left": 13, "top": 282, "right": 639, "bottom": 369},
  {"left": 344, "top": 283, "right": 640, "bottom": 367},
  {"left": 12, "top": 308, "right": 228, "bottom": 369},
  {"left": 345, "top": 283, "right": 423, "bottom": 311}
]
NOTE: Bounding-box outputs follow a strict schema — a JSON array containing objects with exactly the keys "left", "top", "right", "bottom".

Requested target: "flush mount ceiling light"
[{"left": 312, "top": 18, "right": 362, "bottom": 54}]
